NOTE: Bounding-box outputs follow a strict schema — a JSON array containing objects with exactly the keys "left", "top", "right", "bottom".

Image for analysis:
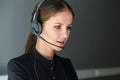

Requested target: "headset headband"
[{"left": 33, "top": 0, "right": 45, "bottom": 21}]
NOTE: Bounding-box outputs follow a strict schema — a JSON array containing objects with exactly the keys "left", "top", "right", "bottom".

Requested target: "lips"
[{"left": 57, "top": 41, "right": 65, "bottom": 46}]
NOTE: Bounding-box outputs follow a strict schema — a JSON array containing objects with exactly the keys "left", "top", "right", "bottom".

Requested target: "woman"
[{"left": 7, "top": 0, "right": 78, "bottom": 80}]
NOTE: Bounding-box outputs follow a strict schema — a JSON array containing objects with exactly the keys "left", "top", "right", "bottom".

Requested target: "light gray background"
[{"left": 0, "top": 0, "right": 120, "bottom": 75}]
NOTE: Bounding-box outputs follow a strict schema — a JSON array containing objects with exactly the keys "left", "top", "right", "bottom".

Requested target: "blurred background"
[{"left": 0, "top": 0, "right": 120, "bottom": 79}]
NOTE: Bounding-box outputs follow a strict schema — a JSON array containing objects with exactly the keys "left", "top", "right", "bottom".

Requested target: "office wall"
[
  {"left": 65, "top": 0, "right": 120, "bottom": 69},
  {"left": 59, "top": 0, "right": 120, "bottom": 69},
  {"left": 0, "top": 0, "right": 39, "bottom": 75},
  {"left": 0, "top": 0, "right": 120, "bottom": 75}
]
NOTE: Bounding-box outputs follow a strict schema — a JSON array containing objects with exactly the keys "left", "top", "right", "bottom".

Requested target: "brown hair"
[{"left": 24, "top": 0, "right": 74, "bottom": 53}]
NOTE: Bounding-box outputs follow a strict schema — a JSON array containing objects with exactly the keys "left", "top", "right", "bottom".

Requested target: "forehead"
[{"left": 45, "top": 11, "right": 73, "bottom": 25}]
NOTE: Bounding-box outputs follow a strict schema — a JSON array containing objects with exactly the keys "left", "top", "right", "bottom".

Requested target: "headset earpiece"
[
  {"left": 32, "top": 19, "right": 41, "bottom": 36},
  {"left": 31, "top": 0, "right": 44, "bottom": 36}
]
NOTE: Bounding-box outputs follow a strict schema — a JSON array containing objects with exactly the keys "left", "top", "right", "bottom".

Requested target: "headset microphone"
[
  {"left": 38, "top": 35, "right": 64, "bottom": 49},
  {"left": 32, "top": 25, "right": 64, "bottom": 49}
]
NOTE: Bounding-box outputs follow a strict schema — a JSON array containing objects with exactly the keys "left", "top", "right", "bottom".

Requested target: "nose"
[{"left": 61, "top": 29, "right": 69, "bottom": 39}]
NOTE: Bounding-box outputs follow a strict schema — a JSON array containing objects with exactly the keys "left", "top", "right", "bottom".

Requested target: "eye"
[
  {"left": 67, "top": 26, "right": 72, "bottom": 30},
  {"left": 67, "top": 25, "right": 72, "bottom": 30},
  {"left": 54, "top": 25, "right": 61, "bottom": 29}
]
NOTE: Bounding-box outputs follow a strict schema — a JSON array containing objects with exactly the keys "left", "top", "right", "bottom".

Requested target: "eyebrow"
[{"left": 55, "top": 23, "right": 73, "bottom": 26}]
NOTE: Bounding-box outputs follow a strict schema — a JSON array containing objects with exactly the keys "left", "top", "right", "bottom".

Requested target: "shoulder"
[
  {"left": 9, "top": 53, "right": 31, "bottom": 62},
  {"left": 7, "top": 53, "right": 33, "bottom": 80},
  {"left": 7, "top": 53, "right": 33, "bottom": 70}
]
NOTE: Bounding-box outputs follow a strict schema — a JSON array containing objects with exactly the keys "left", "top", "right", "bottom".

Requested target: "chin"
[{"left": 54, "top": 47, "right": 63, "bottom": 52}]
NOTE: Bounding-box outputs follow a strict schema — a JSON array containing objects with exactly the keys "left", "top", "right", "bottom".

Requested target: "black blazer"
[{"left": 7, "top": 48, "right": 78, "bottom": 80}]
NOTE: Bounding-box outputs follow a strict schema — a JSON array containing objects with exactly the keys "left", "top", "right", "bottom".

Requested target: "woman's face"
[{"left": 40, "top": 10, "right": 73, "bottom": 51}]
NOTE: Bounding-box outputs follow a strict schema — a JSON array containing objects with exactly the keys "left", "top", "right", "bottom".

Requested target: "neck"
[{"left": 35, "top": 38, "right": 55, "bottom": 60}]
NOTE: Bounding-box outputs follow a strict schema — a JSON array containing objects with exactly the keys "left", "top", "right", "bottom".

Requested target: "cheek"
[
  {"left": 47, "top": 32, "right": 57, "bottom": 40},
  {"left": 41, "top": 28, "right": 58, "bottom": 41}
]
